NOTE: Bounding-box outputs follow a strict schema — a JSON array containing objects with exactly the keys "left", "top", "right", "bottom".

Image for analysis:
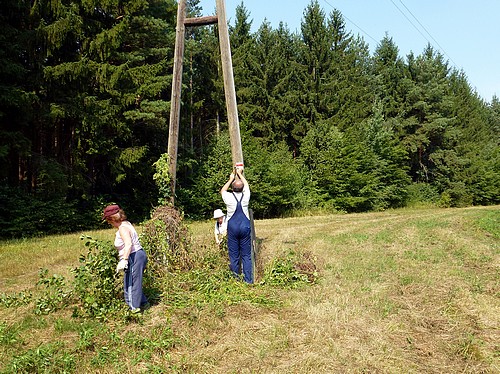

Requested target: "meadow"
[{"left": 0, "top": 206, "right": 498, "bottom": 373}]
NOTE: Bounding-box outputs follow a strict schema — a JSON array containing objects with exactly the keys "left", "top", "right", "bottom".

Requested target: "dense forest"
[{"left": 1, "top": 0, "right": 499, "bottom": 238}]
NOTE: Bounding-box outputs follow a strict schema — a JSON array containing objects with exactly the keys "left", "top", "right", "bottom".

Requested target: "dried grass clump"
[
  {"left": 294, "top": 250, "right": 319, "bottom": 283},
  {"left": 142, "top": 205, "right": 193, "bottom": 275}
]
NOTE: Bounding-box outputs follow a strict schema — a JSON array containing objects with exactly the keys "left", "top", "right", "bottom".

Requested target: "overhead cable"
[
  {"left": 321, "top": 0, "right": 379, "bottom": 44},
  {"left": 396, "top": 0, "right": 458, "bottom": 68}
]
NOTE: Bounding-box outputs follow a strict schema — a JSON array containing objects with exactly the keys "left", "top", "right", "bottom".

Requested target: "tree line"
[{"left": 1, "top": 0, "right": 499, "bottom": 238}]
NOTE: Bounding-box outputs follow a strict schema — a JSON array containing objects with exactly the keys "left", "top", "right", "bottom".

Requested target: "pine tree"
[
  {"left": 229, "top": 1, "right": 253, "bottom": 49},
  {"left": 444, "top": 71, "right": 500, "bottom": 205},
  {"left": 358, "top": 100, "right": 410, "bottom": 209},
  {"left": 264, "top": 23, "right": 305, "bottom": 151},
  {"left": 230, "top": 4, "right": 261, "bottom": 133}
]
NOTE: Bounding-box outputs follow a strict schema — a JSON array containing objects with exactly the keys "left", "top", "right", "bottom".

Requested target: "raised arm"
[
  {"left": 235, "top": 168, "right": 249, "bottom": 190},
  {"left": 220, "top": 172, "right": 235, "bottom": 194}
]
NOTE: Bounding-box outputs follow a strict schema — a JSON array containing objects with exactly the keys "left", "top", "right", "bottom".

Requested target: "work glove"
[{"left": 116, "top": 258, "right": 128, "bottom": 273}]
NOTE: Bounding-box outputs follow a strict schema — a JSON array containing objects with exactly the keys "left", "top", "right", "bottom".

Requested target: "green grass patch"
[
  {"left": 472, "top": 209, "right": 500, "bottom": 239},
  {"left": 5, "top": 342, "right": 75, "bottom": 373}
]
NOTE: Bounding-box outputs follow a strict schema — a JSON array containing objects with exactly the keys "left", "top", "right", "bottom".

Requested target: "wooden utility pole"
[
  {"left": 167, "top": 0, "right": 187, "bottom": 204},
  {"left": 168, "top": 0, "right": 244, "bottom": 203},
  {"left": 216, "top": 0, "right": 244, "bottom": 167}
]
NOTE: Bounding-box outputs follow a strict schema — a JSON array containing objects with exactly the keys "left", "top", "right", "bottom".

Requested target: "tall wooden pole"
[
  {"left": 167, "top": 0, "right": 243, "bottom": 204},
  {"left": 167, "top": 0, "right": 187, "bottom": 204},
  {"left": 216, "top": 0, "right": 244, "bottom": 168}
]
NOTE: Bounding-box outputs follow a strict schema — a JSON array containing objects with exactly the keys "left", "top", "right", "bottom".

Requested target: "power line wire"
[
  {"left": 396, "top": 0, "right": 458, "bottom": 67},
  {"left": 321, "top": 0, "right": 462, "bottom": 73},
  {"left": 389, "top": 0, "right": 431, "bottom": 46},
  {"left": 389, "top": 1, "right": 481, "bottom": 96},
  {"left": 321, "top": 0, "right": 379, "bottom": 44}
]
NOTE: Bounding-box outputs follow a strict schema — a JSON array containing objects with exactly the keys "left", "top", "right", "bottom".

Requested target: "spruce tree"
[
  {"left": 299, "top": 0, "right": 330, "bottom": 130},
  {"left": 372, "top": 34, "right": 407, "bottom": 119},
  {"left": 31, "top": 0, "right": 177, "bottom": 214},
  {"left": 0, "top": 0, "right": 34, "bottom": 187},
  {"left": 400, "top": 45, "right": 454, "bottom": 184}
]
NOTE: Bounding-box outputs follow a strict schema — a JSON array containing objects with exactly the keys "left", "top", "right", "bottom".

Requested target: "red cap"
[{"left": 102, "top": 204, "right": 120, "bottom": 220}]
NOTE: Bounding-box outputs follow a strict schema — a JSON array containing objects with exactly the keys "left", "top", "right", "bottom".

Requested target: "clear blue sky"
[{"left": 197, "top": 0, "right": 499, "bottom": 102}]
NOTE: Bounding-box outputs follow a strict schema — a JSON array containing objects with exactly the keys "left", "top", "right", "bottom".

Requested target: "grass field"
[{"left": 1, "top": 206, "right": 499, "bottom": 373}]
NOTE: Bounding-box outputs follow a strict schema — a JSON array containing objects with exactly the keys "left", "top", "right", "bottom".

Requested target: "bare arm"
[
  {"left": 235, "top": 168, "right": 249, "bottom": 189},
  {"left": 214, "top": 224, "right": 220, "bottom": 245},
  {"left": 220, "top": 172, "right": 235, "bottom": 194}
]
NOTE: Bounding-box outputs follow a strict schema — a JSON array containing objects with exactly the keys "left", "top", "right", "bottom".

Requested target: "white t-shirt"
[{"left": 222, "top": 185, "right": 250, "bottom": 221}]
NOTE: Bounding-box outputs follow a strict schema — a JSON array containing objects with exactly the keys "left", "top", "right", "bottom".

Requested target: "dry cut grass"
[
  {"left": 0, "top": 206, "right": 498, "bottom": 373},
  {"left": 165, "top": 206, "right": 499, "bottom": 373}
]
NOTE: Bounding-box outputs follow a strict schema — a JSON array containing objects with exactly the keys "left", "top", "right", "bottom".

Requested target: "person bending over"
[
  {"left": 102, "top": 204, "right": 149, "bottom": 312},
  {"left": 213, "top": 208, "right": 227, "bottom": 246}
]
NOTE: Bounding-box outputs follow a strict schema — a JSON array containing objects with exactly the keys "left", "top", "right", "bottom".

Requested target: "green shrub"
[
  {"left": 71, "top": 236, "right": 124, "bottom": 319},
  {"left": 0, "top": 186, "right": 100, "bottom": 239},
  {"left": 1, "top": 237, "right": 127, "bottom": 320},
  {"left": 444, "top": 182, "right": 473, "bottom": 207},
  {"left": 405, "top": 183, "right": 440, "bottom": 207},
  {"left": 438, "top": 191, "right": 453, "bottom": 208},
  {"left": 0, "top": 291, "right": 32, "bottom": 308}
]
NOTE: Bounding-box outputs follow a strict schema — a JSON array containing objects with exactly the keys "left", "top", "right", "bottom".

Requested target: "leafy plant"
[
  {"left": 262, "top": 250, "right": 318, "bottom": 288},
  {"left": 0, "top": 291, "right": 32, "bottom": 308},
  {"left": 0, "top": 321, "right": 23, "bottom": 347},
  {"left": 405, "top": 182, "right": 440, "bottom": 207},
  {"left": 34, "top": 269, "right": 72, "bottom": 315},
  {"left": 153, "top": 153, "right": 171, "bottom": 206},
  {"left": 5, "top": 342, "right": 75, "bottom": 373},
  {"left": 72, "top": 235, "right": 124, "bottom": 319}
]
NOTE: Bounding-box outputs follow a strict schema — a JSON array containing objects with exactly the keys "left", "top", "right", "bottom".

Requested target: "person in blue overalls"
[{"left": 220, "top": 167, "right": 253, "bottom": 283}]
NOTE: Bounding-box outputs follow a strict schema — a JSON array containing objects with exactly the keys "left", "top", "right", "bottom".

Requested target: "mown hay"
[{"left": 142, "top": 205, "right": 193, "bottom": 275}]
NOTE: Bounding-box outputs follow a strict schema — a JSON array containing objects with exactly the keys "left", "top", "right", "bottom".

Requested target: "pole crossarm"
[{"left": 184, "top": 15, "right": 218, "bottom": 27}]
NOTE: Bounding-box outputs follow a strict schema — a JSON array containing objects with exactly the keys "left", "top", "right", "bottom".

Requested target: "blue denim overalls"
[{"left": 227, "top": 192, "right": 253, "bottom": 283}]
